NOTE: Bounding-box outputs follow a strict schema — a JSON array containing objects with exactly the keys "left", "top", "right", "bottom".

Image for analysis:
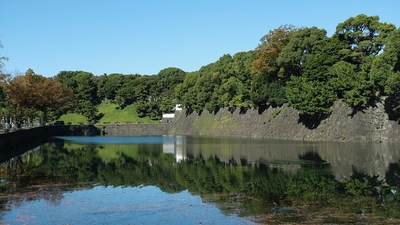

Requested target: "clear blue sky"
[{"left": 1, "top": 0, "right": 399, "bottom": 77}]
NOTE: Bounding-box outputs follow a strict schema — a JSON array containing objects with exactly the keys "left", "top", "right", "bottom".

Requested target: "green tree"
[
  {"left": 370, "top": 28, "right": 400, "bottom": 95},
  {"left": 113, "top": 75, "right": 144, "bottom": 107},
  {"left": 286, "top": 76, "right": 336, "bottom": 116},
  {"left": 156, "top": 67, "right": 186, "bottom": 98},
  {"left": 74, "top": 71, "right": 99, "bottom": 121},
  {"left": 96, "top": 73, "right": 126, "bottom": 101},
  {"left": 335, "top": 14, "right": 395, "bottom": 64},
  {"left": 302, "top": 37, "right": 346, "bottom": 82},
  {"left": 251, "top": 77, "right": 286, "bottom": 107},
  {"left": 250, "top": 25, "right": 297, "bottom": 107},
  {"left": 229, "top": 51, "right": 256, "bottom": 89},
  {"left": 56, "top": 71, "right": 99, "bottom": 122},
  {"left": 277, "top": 27, "right": 328, "bottom": 78},
  {"left": 328, "top": 61, "right": 374, "bottom": 108},
  {"left": 194, "top": 72, "right": 220, "bottom": 113},
  {"left": 175, "top": 72, "right": 198, "bottom": 112},
  {"left": 155, "top": 67, "right": 186, "bottom": 113},
  {"left": 217, "top": 77, "right": 242, "bottom": 107},
  {"left": 323, "top": 14, "right": 395, "bottom": 108}
]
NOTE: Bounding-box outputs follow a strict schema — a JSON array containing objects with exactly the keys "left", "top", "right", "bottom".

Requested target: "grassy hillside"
[
  {"left": 58, "top": 103, "right": 159, "bottom": 125},
  {"left": 58, "top": 113, "right": 88, "bottom": 125}
]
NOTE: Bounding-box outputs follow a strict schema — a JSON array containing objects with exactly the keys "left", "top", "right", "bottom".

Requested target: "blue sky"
[{"left": 1, "top": 0, "right": 399, "bottom": 77}]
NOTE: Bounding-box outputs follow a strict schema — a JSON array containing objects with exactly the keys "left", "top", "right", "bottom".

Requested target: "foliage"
[
  {"left": 250, "top": 76, "right": 286, "bottom": 106},
  {"left": 286, "top": 76, "right": 336, "bottom": 116},
  {"left": 6, "top": 69, "right": 73, "bottom": 122},
  {"left": 96, "top": 73, "right": 126, "bottom": 100},
  {"left": 277, "top": 27, "right": 328, "bottom": 78},
  {"left": 369, "top": 28, "right": 400, "bottom": 95},
  {"left": 56, "top": 71, "right": 99, "bottom": 122},
  {"left": 176, "top": 52, "right": 255, "bottom": 113},
  {"left": 252, "top": 25, "right": 297, "bottom": 78},
  {"left": 335, "top": 14, "right": 395, "bottom": 60},
  {"left": 94, "top": 68, "right": 186, "bottom": 120},
  {"left": 328, "top": 61, "right": 374, "bottom": 108},
  {"left": 152, "top": 67, "right": 186, "bottom": 115}
]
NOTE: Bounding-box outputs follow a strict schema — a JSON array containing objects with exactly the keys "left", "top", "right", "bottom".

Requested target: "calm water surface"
[{"left": 0, "top": 136, "right": 400, "bottom": 224}]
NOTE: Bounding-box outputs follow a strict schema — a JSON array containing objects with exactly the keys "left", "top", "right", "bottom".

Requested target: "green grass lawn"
[
  {"left": 58, "top": 113, "right": 88, "bottom": 125},
  {"left": 58, "top": 103, "right": 160, "bottom": 125}
]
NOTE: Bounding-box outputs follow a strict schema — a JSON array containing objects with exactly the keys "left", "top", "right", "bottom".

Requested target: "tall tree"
[
  {"left": 56, "top": 71, "right": 99, "bottom": 122},
  {"left": 7, "top": 69, "right": 73, "bottom": 122},
  {"left": 370, "top": 28, "right": 400, "bottom": 95},
  {"left": 252, "top": 25, "right": 297, "bottom": 78},
  {"left": 155, "top": 67, "right": 186, "bottom": 113},
  {"left": 250, "top": 25, "right": 297, "bottom": 107},
  {"left": 335, "top": 14, "right": 395, "bottom": 64},
  {"left": 175, "top": 72, "right": 198, "bottom": 112},
  {"left": 277, "top": 27, "right": 328, "bottom": 78}
]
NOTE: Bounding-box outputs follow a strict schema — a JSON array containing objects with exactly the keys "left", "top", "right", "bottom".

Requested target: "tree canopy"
[{"left": 5, "top": 69, "right": 73, "bottom": 122}]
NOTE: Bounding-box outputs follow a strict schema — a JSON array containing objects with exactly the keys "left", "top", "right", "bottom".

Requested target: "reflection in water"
[{"left": 0, "top": 136, "right": 399, "bottom": 224}]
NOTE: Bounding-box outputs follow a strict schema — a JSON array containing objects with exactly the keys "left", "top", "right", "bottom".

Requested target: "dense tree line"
[
  {"left": 55, "top": 67, "right": 185, "bottom": 121},
  {"left": 176, "top": 14, "right": 400, "bottom": 121},
  {"left": 1, "top": 14, "right": 399, "bottom": 125}
]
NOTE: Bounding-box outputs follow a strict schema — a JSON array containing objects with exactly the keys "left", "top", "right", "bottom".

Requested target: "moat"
[{"left": 0, "top": 136, "right": 399, "bottom": 224}]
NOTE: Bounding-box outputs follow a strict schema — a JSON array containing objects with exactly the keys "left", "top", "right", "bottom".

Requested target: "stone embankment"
[{"left": 169, "top": 99, "right": 400, "bottom": 142}]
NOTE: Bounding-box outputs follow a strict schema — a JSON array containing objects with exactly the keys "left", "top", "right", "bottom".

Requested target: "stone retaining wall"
[
  {"left": 99, "top": 124, "right": 171, "bottom": 136},
  {"left": 169, "top": 99, "right": 400, "bottom": 142}
]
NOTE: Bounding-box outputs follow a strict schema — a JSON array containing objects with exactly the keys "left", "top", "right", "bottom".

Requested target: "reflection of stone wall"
[
  {"left": 170, "top": 100, "right": 400, "bottom": 142},
  {"left": 176, "top": 137, "right": 400, "bottom": 181},
  {"left": 320, "top": 142, "right": 400, "bottom": 181}
]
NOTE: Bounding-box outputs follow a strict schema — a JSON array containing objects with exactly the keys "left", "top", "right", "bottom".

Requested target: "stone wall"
[
  {"left": 99, "top": 124, "right": 171, "bottom": 136},
  {"left": 169, "top": 99, "right": 400, "bottom": 142}
]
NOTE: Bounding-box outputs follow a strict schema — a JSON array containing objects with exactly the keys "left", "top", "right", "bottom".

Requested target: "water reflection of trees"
[{"left": 0, "top": 140, "right": 399, "bottom": 223}]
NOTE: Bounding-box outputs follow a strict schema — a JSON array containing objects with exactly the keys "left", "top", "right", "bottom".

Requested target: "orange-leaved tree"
[{"left": 6, "top": 69, "right": 74, "bottom": 124}]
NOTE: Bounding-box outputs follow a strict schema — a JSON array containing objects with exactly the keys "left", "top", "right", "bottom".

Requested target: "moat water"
[{"left": 0, "top": 136, "right": 399, "bottom": 224}]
